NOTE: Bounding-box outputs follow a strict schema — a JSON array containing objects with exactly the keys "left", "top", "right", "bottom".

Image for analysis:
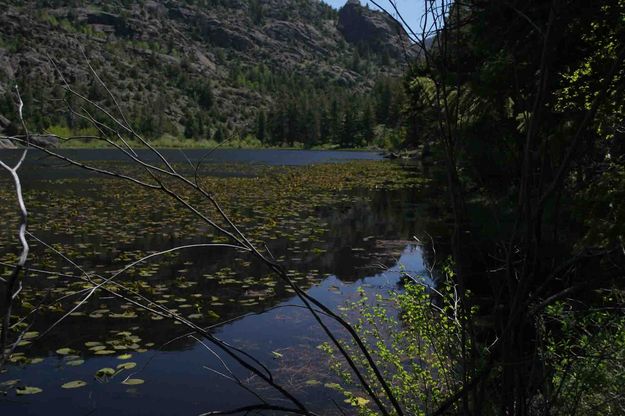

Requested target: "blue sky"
[{"left": 322, "top": 0, "right": 425, "bottom": 32}]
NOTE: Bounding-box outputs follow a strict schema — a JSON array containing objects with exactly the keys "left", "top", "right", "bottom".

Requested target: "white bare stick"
[{"left": 0, "top": 86, "right": 30, "bottom": 364}]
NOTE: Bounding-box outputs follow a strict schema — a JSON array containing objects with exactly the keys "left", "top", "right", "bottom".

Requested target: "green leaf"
[
  {"left": 122, "top": 378, "right": 144, "bottom": 385},
  {"left": 116, "top": 362, "right": 137, "bottom": 370},
  {"left": 94, "top": 349, "right": 115, "bottom": 355},
  {"left": 0, "top": 379, "right": 20, "bottom": 387},
  {"left": 95, "top": 367, "right": 116, "bottom": 379},
  {"left": 61, "top": 380, "right": 87, "bottom": 389},
  {"left": 22, "top": 331, "right": 39, "bottom": 340},
  {"left": 207, "top": 310, "right": 220, "bottom": 319},
  {"left": 16, "top": 386, "right": 43, "bottom": 395},
  {"left": 89, "top": 345, "right": 107, "bottom": 351},
  {"left": 345, "top": 397, "right": 370, "bottom": 406}
]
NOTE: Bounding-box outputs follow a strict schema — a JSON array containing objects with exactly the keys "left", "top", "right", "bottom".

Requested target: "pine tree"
[
  {"left": 360, "top": 104, "right": 376, "bottom": 146},
  {"left": 213, "top": 126, "right": 224, "bottom": 143},
  {"left": 196, "top": 112, "right": 205, "bottom": 139},
  {"left": 256, "top": 110, "right": 267, "bottom": 143},
  {"left": 319, "top": 105, "right": 331, "bottom": 144},
  {"left": 329, "top": 99, "right": 341, "bottom": 144},
  {"left": 340, "top": 103, "right": 357, "bottom": 148},
  {"left": 303, "top": 107, "right": 319, "bottom": 148},
  {"left": 286, "top": 101, "right": 299, "bottom": 146},
  {"left": 183, "top": 112, "right": 195, "bottom": 139},
  {"left": 374, "top": 79, "right": 391, "bottom": 124},
  {"left": 196, "top": 83, "right": 214, "bottom": 111}
]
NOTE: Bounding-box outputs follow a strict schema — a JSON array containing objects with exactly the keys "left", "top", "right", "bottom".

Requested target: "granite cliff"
[{"left": 0, "top": 0, "right": 414, "bottom": 141}]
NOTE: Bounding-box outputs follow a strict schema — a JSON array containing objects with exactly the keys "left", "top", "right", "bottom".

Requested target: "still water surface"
[{"left": 0, "top": 149, "right": 431, "bottom": 415}]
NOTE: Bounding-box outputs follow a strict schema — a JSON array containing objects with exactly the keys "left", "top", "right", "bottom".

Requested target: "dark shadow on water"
[{"left": 0, "top": 150, "right": 444, "bottom": 415}]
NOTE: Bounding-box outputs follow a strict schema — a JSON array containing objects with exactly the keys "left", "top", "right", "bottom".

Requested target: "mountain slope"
[{"left": 0, "top": 0, "right": 413, "bottom": 144}]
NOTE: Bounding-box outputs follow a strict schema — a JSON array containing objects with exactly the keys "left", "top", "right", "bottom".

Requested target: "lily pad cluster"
[{"left": 0, "top": 160, "right": 419, "bottom": 397}]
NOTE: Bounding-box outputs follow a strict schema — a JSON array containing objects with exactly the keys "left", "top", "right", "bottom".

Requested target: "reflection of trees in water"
[{"left": 7, "top": 182, "right": 437, "bottom": 357}]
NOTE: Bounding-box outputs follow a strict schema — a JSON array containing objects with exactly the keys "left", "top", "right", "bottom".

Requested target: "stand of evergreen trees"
[
  {"left": 259, "top": 76, "right": 410, "bottom": 148},
  {"left": 1, "top": 63, "right": 415, "bottom": 149}
]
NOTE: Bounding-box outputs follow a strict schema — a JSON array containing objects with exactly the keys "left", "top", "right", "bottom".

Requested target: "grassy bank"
[
  {"left": 44, "top": 125, "right": 389, "bottom": 151},
  {"left": 54, "top": 135, "right": 380, "bottom": 152}
]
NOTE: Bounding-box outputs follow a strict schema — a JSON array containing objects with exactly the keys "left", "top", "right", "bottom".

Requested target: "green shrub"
[
  {"left": 321, "top": 266, "right": 473, "bottom": 415},
  {"left": 540, "top": 292, "right": 625, "bottom": 415}
]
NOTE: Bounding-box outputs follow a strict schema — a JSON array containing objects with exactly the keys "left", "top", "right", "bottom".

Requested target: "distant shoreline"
[{"left": 53, "top": 140, "right": 382, "bottom": 153}]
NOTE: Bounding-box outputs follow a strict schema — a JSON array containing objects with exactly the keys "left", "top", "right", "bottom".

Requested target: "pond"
[{"left": 0, "top": 149, "right": 435, "bottom": 415}]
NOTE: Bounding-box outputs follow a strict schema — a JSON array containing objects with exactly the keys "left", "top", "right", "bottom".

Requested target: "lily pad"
[
  {"left": 95, "top": 368, "right": 116, "bottom": 379},
  {"left": 122, "top": 378, "right": 144, "bottom": 385},
  {"left": 116, "top": 362, "right": 137, "bottom": 370},
  {"left": 94, "top": 350, "right": 115, "bottom": 355},
  {"left": 90, "top": 345, "right": 107, "bottom": 351},
  {"left": 61, "top": 380, "right": 87, "bottom": 389},
  {"left": 16, "top": 386, "right": 42, "bottom": 395},
  {"left": 0, "top": 379, "right": 20, "bottom": 387}
]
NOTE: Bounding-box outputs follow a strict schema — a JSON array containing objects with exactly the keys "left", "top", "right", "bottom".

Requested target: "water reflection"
[
  {"left": 1, "top": 244, "right": 426, "bottom": 415},
  {"left": 0, "top": 150, "right": 434, "bottom": 415}
]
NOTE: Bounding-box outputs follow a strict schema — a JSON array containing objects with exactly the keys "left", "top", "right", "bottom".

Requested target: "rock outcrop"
[
  {"left": 338, "top": 0, "right": 416, "bottom": 59},
  {"left": 0, "top": 0, "right": 412, "bottom": 136}
]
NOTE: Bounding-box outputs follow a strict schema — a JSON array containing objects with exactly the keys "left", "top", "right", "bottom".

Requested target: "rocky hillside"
[
  {"left": 338, "top": 0, "right": 414, "bottom": 60},
  {"left": 0, "top": 0, "right": 415, "bottom": 142}
]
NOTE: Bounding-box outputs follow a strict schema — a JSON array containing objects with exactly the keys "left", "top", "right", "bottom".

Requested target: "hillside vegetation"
[{"left": 0, "top": 0, "right": 416, "bottom": 148}]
